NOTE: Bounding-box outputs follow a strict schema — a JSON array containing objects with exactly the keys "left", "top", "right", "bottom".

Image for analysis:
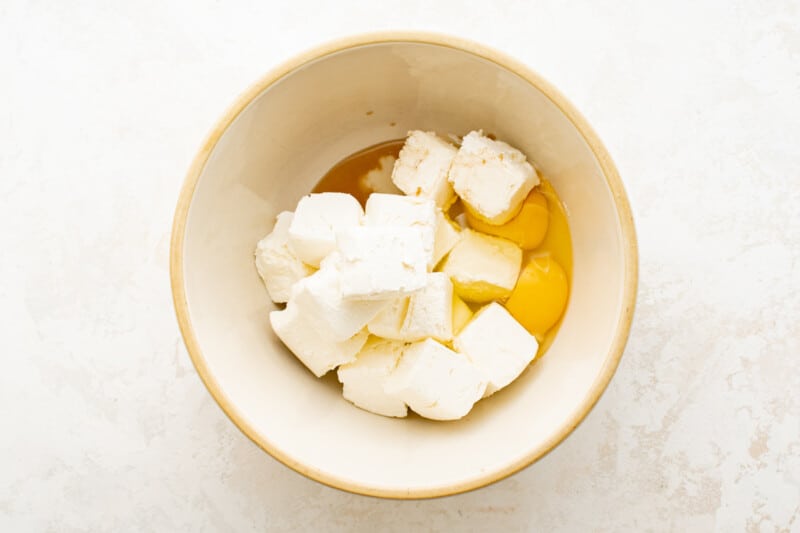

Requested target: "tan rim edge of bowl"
[{"left": 169, "top": 31, "right": 639, "bottom": 500}]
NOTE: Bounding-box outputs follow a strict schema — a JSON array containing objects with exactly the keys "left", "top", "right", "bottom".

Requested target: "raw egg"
[
  {"left": 505, "top": 255, "right": 568, "bottom": 338},
  {"left": 465, "top": 189, "right": 549, "bottom": 250}
]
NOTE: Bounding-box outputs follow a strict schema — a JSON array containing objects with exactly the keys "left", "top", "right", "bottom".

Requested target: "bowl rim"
[{"left": 170, "top": 30, "right": 638, "bottom": 499}]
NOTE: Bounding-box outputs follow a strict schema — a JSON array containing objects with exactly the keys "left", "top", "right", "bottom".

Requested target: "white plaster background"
[{"left": 1, "top": 0, "right": 798, "bottom": 531}]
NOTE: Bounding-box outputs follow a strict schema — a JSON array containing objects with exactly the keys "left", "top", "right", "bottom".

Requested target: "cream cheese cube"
[
  {"left": 367, "top": 297, "right": 409, "bottom": 339},
  {"left": 448, "top": 131, "right": 539, "bottom": 225},
  {"left": 433, "top": 209, "right": 461, "bottom": 266},
  {"left": 337, "top": 337, "right": 408, "bottom": 417},
  {"left": 254, "top": 211, "right": 315, "bottom": 303},
  {"left": 365, "top": 193, "right": 437, "bottom": 227},
  {"left": 391, "top": 131, "right": 458, "bottom": 208},
  {"left": 287, "top": 192, "right": 363, "bottom": 267},
  {"left": 291, "top": 259, "right": 387, "bottom": 341},
  {"left": 453, "top": 302, "right": 538, "bottom": 396},
  {"left": 441, "top": 229, "right": 522, "bottom": 303},
  {"left": 385, "top": 339, "right": 486, "bottom": 420},
  {"left": 335, "top": 226, "right": 430, "bottom": 300},
  {"left": 269, "top": 302, "right": 368, "bottom": 377},
  {"left": 399, "top": 272, "right": 453, "bottom": 342},
  {"left": 365, "top": 193, "right": 437, "bottom": 266}
]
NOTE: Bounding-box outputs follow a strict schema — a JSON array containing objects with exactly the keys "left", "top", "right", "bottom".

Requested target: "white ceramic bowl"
[{"left": 171, "top": 32, "right": 637, "bottom": 498}]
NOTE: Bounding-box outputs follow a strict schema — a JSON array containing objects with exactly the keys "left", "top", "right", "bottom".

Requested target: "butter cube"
[
  {"left": 270, "top": 302, "right": 368, "bottom": 377},
  {"left": 367, "top": 297, "right": 409, "bottom": 339},
  {"left": 336, "top": 226, "right": 430, "bottom": 300},
  {"left": 254, "top": 211, "right": 315, "bottom": 303},
  {"left": 291, "top": 260, "right": 387, "bottom": 341},
  {"left": 441, "top": 229, "right": 522, "bottom": 303},
  {"left": 399, "top": 272, "right": 453, "bottom": 342},
  {"left": 392, "top": 131, "right": 458, "bottom": 208},
  {"left": 451, "top": 293, "right": 473, "bottom": 335},
  {"left": 449, "top": 131, "right": 539, "bottom": 225},
  {"left": 385, "top": 339, "right": 486, "bottom": 420},
  {"left": 288, "top": 192, "right": 363, "bottom": 267},
  {"left": 365, "top": 193, "right": 437, "bottom": 266},
  {"left": 337, "top": 337, "right": 408, "bottom": 417},
  {"left": 433, "top": 209, "right": 461, "bottom": 266},
  {"left": 453, "top": 302, "right": 538, "bottom": 396}
]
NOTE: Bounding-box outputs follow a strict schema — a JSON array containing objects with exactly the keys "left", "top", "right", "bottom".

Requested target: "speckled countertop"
[{"left": 2, "top": 1, "right": 798, "bottom": 531}]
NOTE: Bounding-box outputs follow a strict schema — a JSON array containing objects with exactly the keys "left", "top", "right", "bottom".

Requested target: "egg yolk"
[
  {"left": 465, "top": 190, "right": 549, "bottom": 250},
  {"left": 505, "top": 255, "right": 568, "bottom": 338}
]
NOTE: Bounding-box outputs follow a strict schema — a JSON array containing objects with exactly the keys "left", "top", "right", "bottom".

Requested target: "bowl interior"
[{"left": 176, "top": 39, "right": 633, "bottom": 497}]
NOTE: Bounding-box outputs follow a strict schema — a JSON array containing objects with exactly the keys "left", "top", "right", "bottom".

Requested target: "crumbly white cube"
[
  {"left": 441, "top": 229, "right": 522, "bottom": 303},
  {"left": 365, "top": 193, "right": 437, "bottom": 227},
  {"left": 385, "top": 339, "right": 486, "bottom": 420},
  {"left": 392, "top": 131, "right": 458, "bottom": 208},
  {"left": 367, "top": 297, "right": 409, "bottom": 339},
  {"left": 291, "top": 260, "right": 387, "bottom": 341},
  {"left": 360, "top": 155, "right": 402, "bottom": 194},
  {"left": 270, "top": 302, "right": 368, "bottom": 377},
  {"left": 337, "top": 337, "right": 408, "bottom": 417},
  {"left": 433, "top": 209, "right": 461, "bottom": 266},
  {"left": 287, "top": 193, "right": 363, "bottom": 267},
  {"left": 448, "top": 131, "right": 539, "bottom": 225},
  {"left": 451, "top": 293, "right": 473, "bottom": 335},
  {"left": 254, "top": 212, "right": 315, "bottom": 303},
  {"left": 453, "top": 302, "right": 538, "bottom": 397},
  {"left": 335, "top": 226, "right": 430, "bottom": 300},
  {"left": 365, "top": 193, "right": 437, "bottom": 265},
  {"left": 400, "top": 272, "right": 453, "bottom": 342}
]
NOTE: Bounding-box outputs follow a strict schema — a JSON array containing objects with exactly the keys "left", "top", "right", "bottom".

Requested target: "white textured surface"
[{"left": 1, "top": 0, "right": 798, "bottom": 531}]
